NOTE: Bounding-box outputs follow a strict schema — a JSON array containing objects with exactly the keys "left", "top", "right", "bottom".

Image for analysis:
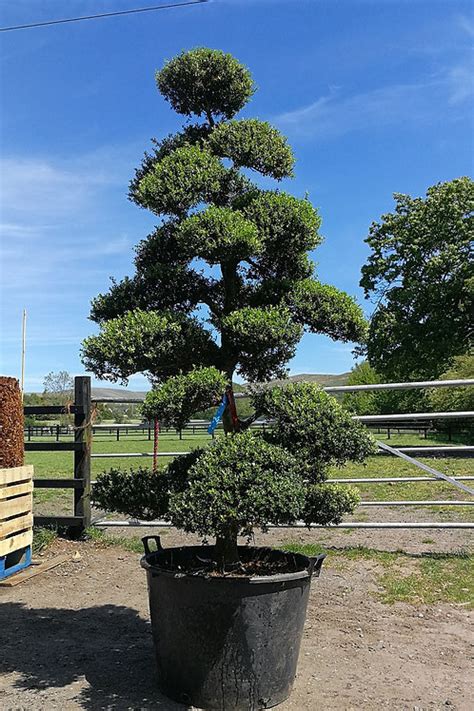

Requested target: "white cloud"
[
  {"left": 0, "top": 145, "right": 140, "bottom": 298},
  {"left": 0, "top": 153, "right": 124, "bottom": 218},
  {"left": 447, "top": 63, "right": 474, "bottom": 105},
  {"left": 275, "top": 64, "right": 473, "bottom": 139},
  {"left": 0, "top": 222, "right": 47, "bottom": 238},
  {"left": 0, "top": 231, "right": 131, "bottom": 292},
  {"left": 1, "top": 159, "right": 89, "bottom": 216},
  {"left": 458, "top": 14, "right": 474, "bottom": 38}
]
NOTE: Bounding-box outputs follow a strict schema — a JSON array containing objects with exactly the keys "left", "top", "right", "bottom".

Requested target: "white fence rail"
[
  {"left": 91, "top": 445, "right": 474, "bottom": 459},
  {"left": 94, "top": 519, "right": 473, "bottom": 530},
  {"left": 377, "top": 440, "right": 474, "bottom": 495},
  {"left": 323, "top": 378, "right": 474, "bottom": 393},
  {"left": 355, "top": 411, "right": 473, "bottom": 421}
]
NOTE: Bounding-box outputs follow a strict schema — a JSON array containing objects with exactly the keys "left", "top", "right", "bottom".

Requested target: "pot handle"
[
  {"left": 308, "top": 553, "right": 326, "bottom": 577},
  {"left": 142, "top": 536, "right": 163, "bottom": 556}
]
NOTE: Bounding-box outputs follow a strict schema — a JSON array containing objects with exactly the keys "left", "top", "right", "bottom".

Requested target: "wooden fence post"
[{"left": 72, "top": 376, "right": 91, "bottom": 535}]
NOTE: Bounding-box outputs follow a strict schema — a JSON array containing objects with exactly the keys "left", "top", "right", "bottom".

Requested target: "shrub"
[
  {"left": 141, "top": 367, "right": 227, "bottom": 431},
  {"left": 93, "top": 383, "right": 374, "bottom": 570},
  {"left": 253, "top": 382, "right": 377, "bottom": 478}
]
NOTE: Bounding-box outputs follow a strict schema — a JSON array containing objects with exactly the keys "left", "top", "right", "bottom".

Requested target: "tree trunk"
[
  {"left": 220, "top": 260, "right": 239, "bottom": 378},
  {"left": 222, "top": 407, "right": 234, "bottom": 434},
  {"left": 220, "top": 259, "right": 241, "bottom": 435},
  {"left": 215, "top": 527, "right": 240, "bottom": 572},
  {"left": 239, "top": 411, "right": 261, "bottom": 431}
]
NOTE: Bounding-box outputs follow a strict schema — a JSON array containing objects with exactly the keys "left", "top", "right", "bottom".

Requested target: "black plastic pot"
[{"left": 141, "top": 536, "right": 325, "bottom": 710}]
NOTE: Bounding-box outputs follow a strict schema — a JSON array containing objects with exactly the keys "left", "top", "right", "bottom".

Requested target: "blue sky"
[{"left": 1, "top": 0, "right": 473, "bottom": 391}]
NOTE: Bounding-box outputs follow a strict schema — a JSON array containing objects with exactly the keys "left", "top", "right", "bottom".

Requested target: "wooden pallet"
[
  {"left": 0, "top": 553, "right": 70, "bottom": 587},
  {"left": 0, "top": 465, "right": 34, "bottom": 579}
]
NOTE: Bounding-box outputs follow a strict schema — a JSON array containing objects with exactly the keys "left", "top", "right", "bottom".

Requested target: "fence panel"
[{"left": 25, "top": 376, "right": 91, "bottom": 534}]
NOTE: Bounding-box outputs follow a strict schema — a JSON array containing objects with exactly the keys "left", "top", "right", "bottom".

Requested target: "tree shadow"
[{"left": 0, "top": 602, "right": 186, "bottom": 710}]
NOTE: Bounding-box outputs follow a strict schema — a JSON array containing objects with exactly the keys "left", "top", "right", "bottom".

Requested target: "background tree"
[
  {"left": 23, "top": 393, "right": 50, "bottom": 425},
  {"left": 361, "top": 178, "right": 473, "bottom": 381},
  {"left": 342, "top": 362, "right": 381, "bottom": 415},
  {"left": 82, "top": 47, "right": 367, "bottom": 429},
  {"left": 43, "top": 370, "right": 74, "bottom": 425},
  {"left": 428, "top": 352, "right": 474, "bottom": 413},
  {"left": 428, "top": 352, "right": 474, "bottom": 437},
  {"left": 343, "top": 361, "right": 427, "bottom": 415},
  {"left": 43, "top": 371, "right": 73, "bottom": 404}
]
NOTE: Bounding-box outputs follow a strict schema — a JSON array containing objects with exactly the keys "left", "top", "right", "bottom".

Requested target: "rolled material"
[{"left": 0, "top": 377, "right": 24, "bottom": 468}]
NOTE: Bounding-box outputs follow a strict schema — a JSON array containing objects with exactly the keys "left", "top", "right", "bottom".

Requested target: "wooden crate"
[{"left": 0, "top": 465, "right": 34, "bottom": 579}]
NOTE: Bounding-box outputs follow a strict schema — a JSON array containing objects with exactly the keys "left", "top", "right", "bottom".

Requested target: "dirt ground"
[{"left": 1, "top": 524, "right": 473, "bottom": 711}]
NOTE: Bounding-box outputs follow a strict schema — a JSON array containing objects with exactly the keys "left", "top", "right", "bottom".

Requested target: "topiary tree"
[
  {"left": 82, "top": 48, "right": 366, "bottom": 405},
  {"left": 84, "top": 48, "right": 375, "bottom": 571}
]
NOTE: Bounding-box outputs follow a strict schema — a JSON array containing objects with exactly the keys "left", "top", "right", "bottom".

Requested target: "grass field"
[
  {"left": 27, "top": 428, "right": 473, "bottom": 521},
  {"left": 282, "top": 541, "right": 473, "bottom": 608}
]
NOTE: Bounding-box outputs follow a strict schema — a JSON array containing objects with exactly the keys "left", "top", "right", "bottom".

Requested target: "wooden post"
[
  {"left": 20, "top": 309, "right": 26, "bottom": 400},
  {"left": 71, "top": 376, "right": 91, "bottom": 535}
]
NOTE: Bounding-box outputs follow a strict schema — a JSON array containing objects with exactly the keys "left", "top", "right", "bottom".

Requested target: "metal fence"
[{"left": 24, "top": 376, "right": 473, "bottom": 532}]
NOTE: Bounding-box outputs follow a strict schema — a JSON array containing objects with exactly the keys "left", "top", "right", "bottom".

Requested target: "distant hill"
[
  {"left": 250, "top": 372, "right": 351, "bottom": 390},
  {"left": 91, "top": 373, "right": 350, "bottom": 401},
  {"left": 91, "top": 388, "right": 147, "bottom": 402}
]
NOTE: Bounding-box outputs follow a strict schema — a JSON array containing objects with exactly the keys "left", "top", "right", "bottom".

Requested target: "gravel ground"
[{"left": 0, "top": 523, "right": 472, "bottom": 711}]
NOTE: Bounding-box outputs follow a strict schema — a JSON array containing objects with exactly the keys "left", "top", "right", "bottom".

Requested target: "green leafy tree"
[
  {"left": 342, "top": 362, "right": 381, "bottom": 416},
  {"left": 85, "top": 49, "right": 373, "bottom": 571},
  {"left": 361, "top": 178, "right": 474, "bottom": 380},
  {"left": 343, "top": 361, "right": 428, "bottom": 415},
  {"left": 43, "top": 371, "right": 73, "bottom": 404},
  {"left": 428, "top": 353, "right": 474, "bottom": 436},
  {"left": 141, "top": 367, "right": 227, "bottom": 432},
  {"left": 43, "top": 370, "right": 74, "bottom": 425},
  {"left": 23, "top": 392, "right": 52, "bottom": 425}
]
